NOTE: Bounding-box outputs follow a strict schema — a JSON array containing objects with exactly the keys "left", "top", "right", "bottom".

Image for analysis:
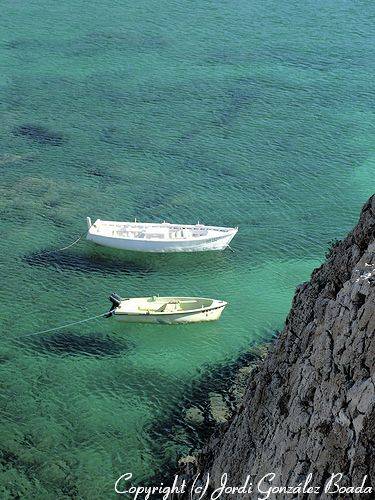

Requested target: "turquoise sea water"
[{"left": 1, "top": 0, "right": 375, "bottom": 497}]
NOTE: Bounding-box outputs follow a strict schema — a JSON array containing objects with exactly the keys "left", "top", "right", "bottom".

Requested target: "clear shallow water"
[{"left": 1, "top": 0, "right": 375, "bottom": 497}]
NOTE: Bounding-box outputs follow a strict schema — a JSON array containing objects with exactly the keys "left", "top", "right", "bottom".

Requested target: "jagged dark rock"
[{"left": 177, "top": 194, "right": 375, "bottom": 499}]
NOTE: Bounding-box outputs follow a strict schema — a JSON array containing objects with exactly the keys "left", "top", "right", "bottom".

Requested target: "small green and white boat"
[{"left": 106, "top": 293, "right": 227, "bottom": 324}]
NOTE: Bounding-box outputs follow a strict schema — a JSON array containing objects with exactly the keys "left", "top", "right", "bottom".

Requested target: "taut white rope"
[{"left": 16, "top": 312, "right": 108, "bottom": 339}]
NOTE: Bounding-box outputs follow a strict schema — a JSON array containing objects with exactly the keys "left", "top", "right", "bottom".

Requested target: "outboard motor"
[{"left": 105, "top": 292, "right": 122, "bottom": 318}]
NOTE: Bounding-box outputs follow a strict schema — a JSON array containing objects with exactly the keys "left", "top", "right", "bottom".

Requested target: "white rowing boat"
[
  {"left": 106, "top": 293, "right": 227, "bottom": 324},
  {"left": 86, "top": 217, "right": 237, "bottom": 252}
]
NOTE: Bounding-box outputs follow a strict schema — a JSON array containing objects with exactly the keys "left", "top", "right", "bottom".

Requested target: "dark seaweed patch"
[
  {"left": 0, "top": 448, "right": 18, "bottom": 466},
  {"left": 4, "top": 39, "right": 41, "bottom": 50},
  {"left": 84, "top": 167, "right": 124, "bottom": 184},
  {"left": 69, "top": 159, "right": 122, "bottom": 182},
  {"left": 86, "top": 168, "right": 106, "bottom": 178},
  {"left": 12, "top": 124, "right": 66, "bottom": 146},
  {"left": 24, "top": 251, "right": 153, "bottom": 276},
  {"left": 0, "top": 353, "right": 12, "bottom": 364},
  {"left": 45, "top": 214, "right": 68, "bottom": 228},
  {"left": 43, "top": 199, "right": 61, "bottom": 209},
  {"left": 22, "top": 331, "right": 133, "bottom": 358},
  {"left": 215, "top": 85, "right": 256, "bottom": 128}
]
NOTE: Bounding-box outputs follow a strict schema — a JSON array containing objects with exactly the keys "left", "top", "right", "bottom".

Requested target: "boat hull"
[
  {"left": 113, "top": 305, "right": 226, "bottom": 324},
  {"left": 87, "top": 231, "right": 236, "bottom": 252}
]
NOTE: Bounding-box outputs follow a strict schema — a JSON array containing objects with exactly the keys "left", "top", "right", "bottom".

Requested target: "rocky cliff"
[{"left": 182, "top": 195, "right": 375, "bottom": 498}]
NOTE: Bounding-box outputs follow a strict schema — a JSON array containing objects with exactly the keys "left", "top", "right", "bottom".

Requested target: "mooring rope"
[
  {"left": 39, "top": 231, "right": 87, "bottom": 255},
  {"left": 15, "top": 312, "right": 108, "bottom": 339}
]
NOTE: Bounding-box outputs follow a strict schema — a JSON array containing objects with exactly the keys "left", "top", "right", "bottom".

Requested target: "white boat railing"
[{"left": 93, "top": 220, "right": 236, "bottom": 234}]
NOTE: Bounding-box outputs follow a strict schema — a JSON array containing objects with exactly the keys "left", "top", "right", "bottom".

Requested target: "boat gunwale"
[
  {"left": 90, "top": 226, "right": 238, "bottom": 243},
  {"left": 93, "top": 219, "right": 237, "bottom": 231}
]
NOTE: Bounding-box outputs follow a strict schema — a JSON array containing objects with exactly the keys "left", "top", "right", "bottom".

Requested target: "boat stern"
[{"left": 105, "top": 292, "right": 123, "bottom": 318}]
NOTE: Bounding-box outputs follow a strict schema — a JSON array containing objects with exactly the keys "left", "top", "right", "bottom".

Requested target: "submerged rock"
[
  {"left": 208, "top": 392, "right": 230, "bottom": 424},
  {"left": 12, "top": 124, "right": 66, "bottom": 146},
  {"left": 178, "top": 455, "right": 197, "bottom": 466},
  {"left": 230, "top": 363, "right": 258, "bottom": 407},
  {"left": 250, "top": 341, "right": 272, "bottom": 360},
  {"left": 185, "top": 407, "right": 205, "bottom": 426}
]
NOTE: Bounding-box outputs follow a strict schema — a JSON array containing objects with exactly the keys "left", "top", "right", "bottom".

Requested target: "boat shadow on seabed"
[
  {"left": 23, "top": 243, "right": 234, "bottom": 277},
  {"left": 23, "top": 248, "right": 154, "bottom": 276},
  {"left": 15, "top": 329, "right": 134, "bottom": 358},
  {"left": 89, "top": 243, "right": 235, "bottom": 276}
]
